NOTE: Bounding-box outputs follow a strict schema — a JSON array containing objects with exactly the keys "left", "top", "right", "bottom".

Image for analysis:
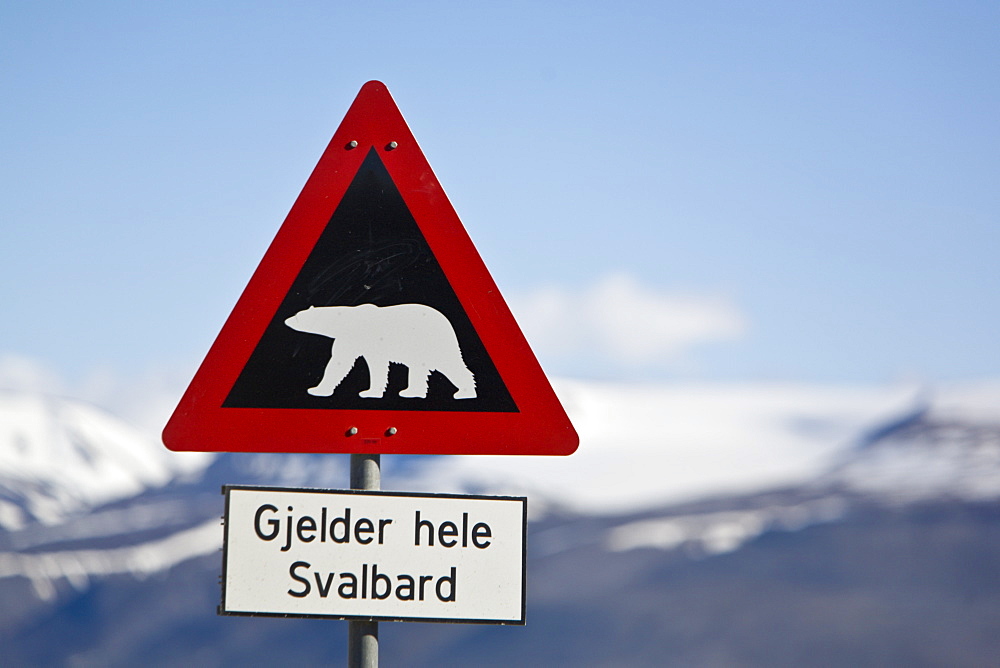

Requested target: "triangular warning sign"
[{"left": 163, "top": 81, "right": 578, "bottom": 456}]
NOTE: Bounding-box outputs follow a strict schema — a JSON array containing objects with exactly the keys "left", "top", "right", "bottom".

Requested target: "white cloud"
[
  {"left": 510, "top": 273, "right": 746, "bottom": 375},
  {"left": 0, "top": 355, "right": 66, "bottom": 396}
]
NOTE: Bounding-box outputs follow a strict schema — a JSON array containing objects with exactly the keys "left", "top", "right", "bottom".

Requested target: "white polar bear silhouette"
[{"left": 284, "top": 303, "right": 477, "bottom": 400}]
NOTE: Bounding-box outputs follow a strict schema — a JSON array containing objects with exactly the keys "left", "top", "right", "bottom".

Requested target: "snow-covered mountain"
[
  {"left": 0, "top": 379, "right": 993, "bottom": 593},
  {"left": 819, "top": 382, "right": 1000, "bottom": 503},
  {"left": 578, "top": 381, "right": 1000, "bottom": 559},
  {"left": 0, "top": 391, "right": 210, "bottom": 529},
  {"left": 0, "top": 379, "right": 926, "bottom": 525},
  {"left": 1, "top": 379, "right": 999, "bottom": 665},
  {"left": 0, "top": 379, "right": 928, "bottom": 531}
]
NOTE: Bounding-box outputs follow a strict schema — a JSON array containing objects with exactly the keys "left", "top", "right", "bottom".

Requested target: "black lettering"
[
  {"left": 314, "top": 571, "right": 335, "bottom": 597},
  {"left": 418, "top": 574, "right": 433, "bottom": 600},
  {"left": 372, "top": 564, "right": 391, "bottom": 600},
  {"left": 439, "top": 521, "right": 458, "bottom": 547},
  {"left": 254, "top": 504, "right": 279, "bottom": 541},
  {"left": 355, "top": 518, "right": 374, "bottom": 544},
  {"left": 288, "top": 561, "right": 310, "bottom": 597},
  {"left": 378, "top": 518, "right": 393, "bottom": 544},
  {"left": 321, "top": 507, "right": 327, "bottom": 542},
  {"left": 396, "top": 574, "right": 415, "bottom": 600},
  {"left": 462, "top": 512, "right": 469, "bottom": 547},
  {"left": 331, "top": 508, "right": 351, "bottom": 543},
  {"left": 339, "top": 573, "right": 358, "bottom": 599},
  {"left": 281, "top": 506, "right": 294, "bottom": 551},
  {"left": 415, "top": 511, "right": 434, "bottom": 546},
  {"left": 472, "top": 522, "right": 492, "bottom": 548},
  {"left": 436, "top": 567, "right": 456, "bottom": 602},
  {"left": 297, "top": 515, "right": 316, "bottom": 543},
  {"left": 361, "top": 564, "right": 368, "bottom": 599}
]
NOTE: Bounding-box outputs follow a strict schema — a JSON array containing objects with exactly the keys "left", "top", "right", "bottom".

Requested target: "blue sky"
[{"left": 2, "top": 1, "right": 998, "bottom": 392}]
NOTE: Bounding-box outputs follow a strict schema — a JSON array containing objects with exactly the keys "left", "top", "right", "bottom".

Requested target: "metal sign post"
[{"left": 348, "top": 453, "right": 380, "bottom": 668}]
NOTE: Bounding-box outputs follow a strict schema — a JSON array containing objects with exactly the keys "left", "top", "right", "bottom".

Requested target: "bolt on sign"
[
  {"left": 162, "top": 80, "right": 578, "bottom": 456},
  {"left": 221, "top": 486, "right": 527, "bottom": 624}
]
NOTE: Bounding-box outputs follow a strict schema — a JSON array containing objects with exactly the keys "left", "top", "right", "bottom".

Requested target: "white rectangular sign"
[{"left": 221, "top": 486, "right": 527, "bottom": 624}]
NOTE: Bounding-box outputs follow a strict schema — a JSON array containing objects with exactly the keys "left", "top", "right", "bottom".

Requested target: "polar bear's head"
[
  {"left": 284, "top": 304, "right": 379, "bottom": 337},
  {"left": 284, "top": 305, "right": 343, "bottom": 335}
]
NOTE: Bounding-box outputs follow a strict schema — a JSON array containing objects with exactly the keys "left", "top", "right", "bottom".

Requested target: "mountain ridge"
[{"left": 1, "top": 380, "right": 999, "bottom": 665}]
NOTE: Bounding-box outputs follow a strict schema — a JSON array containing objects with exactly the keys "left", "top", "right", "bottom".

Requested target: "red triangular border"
[{"left": 162, "top": 81, "right": 578, "bottom": 456}]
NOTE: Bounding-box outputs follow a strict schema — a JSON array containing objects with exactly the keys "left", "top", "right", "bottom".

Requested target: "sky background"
[{"left": 2, "top": 1, "right": 998, "bottom": 406}]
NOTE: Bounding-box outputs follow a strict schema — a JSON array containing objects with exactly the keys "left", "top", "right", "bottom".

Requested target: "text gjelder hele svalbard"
[{"left": 252, "top": 504, "right": 494, "bottom": 603}]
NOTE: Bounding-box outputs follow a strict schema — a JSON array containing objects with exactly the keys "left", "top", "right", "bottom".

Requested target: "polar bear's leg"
[
  {"left": 439, "top": 360, "right": 477, "bottom": 399},
  {"left": 359, "top": 356, "right": 390, "bottom": 398},
  {"left": 309, "top": 344, "right": 356, "bottom": 397},
  {"left": 450, "top": 366, "right": 477, "bottom": 399},
  {"left": 399, "top": 365, "right": 430, "bottom": 399}
]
